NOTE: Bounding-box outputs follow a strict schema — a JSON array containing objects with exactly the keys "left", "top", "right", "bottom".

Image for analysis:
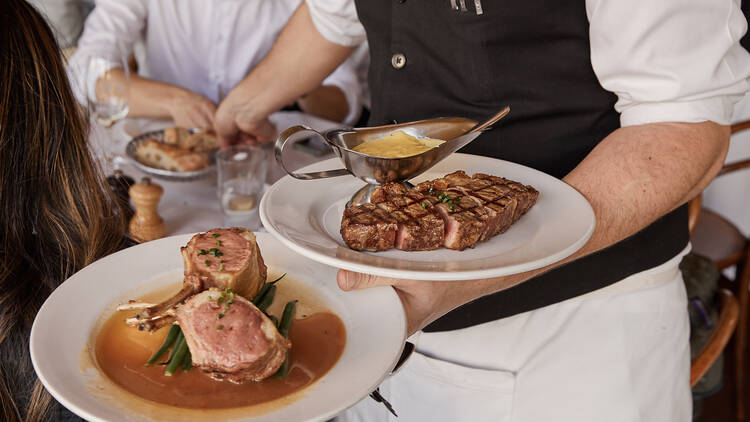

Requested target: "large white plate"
[
  {"left": 30, "top": 233, "right": 406, "bottom": 422},
  {"left": 260, "top": 153, "right": 595, "bottom": 281}
]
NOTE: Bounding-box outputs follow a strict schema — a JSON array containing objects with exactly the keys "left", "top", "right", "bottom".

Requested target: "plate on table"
[
  {"left": 260, "top": 153, "right": 595, "bottom": 281},
  {"left": 30, "top": 232, "right": 406, "bottom": 422},
  {"left": 125, "top": 129, "right": 215, "bottom": 182}
]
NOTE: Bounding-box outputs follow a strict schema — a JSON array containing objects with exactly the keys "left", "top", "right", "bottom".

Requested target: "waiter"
[{"left": 216, "top": 1, "right": 750, "bottom": 420}]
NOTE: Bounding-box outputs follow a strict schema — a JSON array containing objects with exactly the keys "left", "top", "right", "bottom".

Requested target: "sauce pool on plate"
[
  {"left": 94, "top": 281, "right": 346, "bottom": 409},
  {"left": 352, "top": 130, "right": 444, "bottom": 158}
]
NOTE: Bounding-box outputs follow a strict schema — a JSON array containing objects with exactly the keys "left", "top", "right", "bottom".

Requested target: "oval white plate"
[
  {"left": 260, "top": 153, "right": 595, "bottom": 281},
  {"left": 30, "top": 233, "right": 406, "bottom": 422}
]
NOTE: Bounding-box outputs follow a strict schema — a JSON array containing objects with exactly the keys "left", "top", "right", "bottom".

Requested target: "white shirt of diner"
[
  {"left": 305, "top": 0, "right": 750, "bottom": 127},
  {"left": 69, "top": 0, "right": 363, "bottom": 125}
]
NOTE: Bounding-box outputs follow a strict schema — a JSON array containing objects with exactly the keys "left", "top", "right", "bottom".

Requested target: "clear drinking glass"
[
  {"left": 87, "top": 53, "right": 130, "bottom": 169},
  {"left": 217, "top": 145, "right": 268, "bottom": 229}
]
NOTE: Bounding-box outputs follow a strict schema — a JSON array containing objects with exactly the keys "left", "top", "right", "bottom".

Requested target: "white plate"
[
  {"left": 260, "top": 153, "right": 595, "bottom": 281},
  {"left": 30, "top": 233, "right": 406, "bottom": 422},
  {"left": 125, "top": 129, "right": 216, "bottom": 182}
]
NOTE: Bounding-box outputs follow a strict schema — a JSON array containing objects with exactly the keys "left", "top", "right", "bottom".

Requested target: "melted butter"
[{"left": 352, "top": 130, "right": 444, "bottom": 158}]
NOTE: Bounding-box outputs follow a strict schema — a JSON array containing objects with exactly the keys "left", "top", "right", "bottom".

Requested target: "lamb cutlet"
[
  {"left": 127, "top": 227, "right": 267, "bottom": 328},
  {"left": 176, "top": 290, "right": 290, "bottom": 383},
  {"left": 340, "top": 172, "right": 539, "bottom": 252}
]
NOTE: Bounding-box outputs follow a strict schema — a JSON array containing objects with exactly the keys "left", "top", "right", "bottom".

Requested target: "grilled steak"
[
  {"left": 340, "top": 172, "right": 539, "bottom": 252},
  {"left": 369, "top": 183, "right": 445, "bottom": 251},
  {"left": 176, "top": 290, "right": 291, "bottom": 383},
  {"left": 340, "top": 203, "right": 399, "bottom": 251}
]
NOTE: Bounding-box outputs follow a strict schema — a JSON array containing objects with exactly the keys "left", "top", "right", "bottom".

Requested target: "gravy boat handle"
[{"left": 274, "top": 126, "right": 351, "bottom": 180}]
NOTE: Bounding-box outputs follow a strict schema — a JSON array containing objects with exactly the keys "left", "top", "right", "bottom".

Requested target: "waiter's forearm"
[
  {"left": 484, "top": 121, "right": 730, "bottom": 293},
  {"left": 221, "top": 2, "right": 354, "bottom": 120}
]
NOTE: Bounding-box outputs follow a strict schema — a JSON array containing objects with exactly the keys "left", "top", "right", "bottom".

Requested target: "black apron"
[{"left": 353, "top": 0, "right": 689, "bottom": 332}]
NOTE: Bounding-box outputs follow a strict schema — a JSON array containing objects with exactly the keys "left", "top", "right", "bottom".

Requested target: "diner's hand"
[
  {"left": 166, "top": 89, "right": 217, "bottom": 130},
  {"left": 336, "top": 270, "right": 520, "bottom": 336},
  {"left": 215, "top": 97, "right": 277, "bottom": 147}
]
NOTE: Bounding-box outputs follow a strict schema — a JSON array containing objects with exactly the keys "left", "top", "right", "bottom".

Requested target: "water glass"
[
  {"left": 87, "top": 53, "right": 130, "bottom": 170},
  {"left": 217, "top": 145, "right": 268, "bottom": 229}
]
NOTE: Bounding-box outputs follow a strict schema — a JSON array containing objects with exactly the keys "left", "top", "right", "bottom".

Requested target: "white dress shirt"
[
  {"left": 69, "top": 0, "right": 362, "bottom": 125},
  {"left": 305, "top": 0, "right": 750, "bottom": 127}
]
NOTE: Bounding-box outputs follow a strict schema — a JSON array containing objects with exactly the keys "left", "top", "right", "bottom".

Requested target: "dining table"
[{"left": 95, "top": 111, "right": 340, "bottom": 237}]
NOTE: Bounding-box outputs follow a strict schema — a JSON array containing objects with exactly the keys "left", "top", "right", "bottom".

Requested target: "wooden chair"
[
  {"left": 690, "top": 120, "right": 750, "bottom": 419},
  {"left": 691, "top": 288, "right": 739, "bottom": 387}
]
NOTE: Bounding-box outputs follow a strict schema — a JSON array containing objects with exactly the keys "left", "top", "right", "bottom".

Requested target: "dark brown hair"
[{"left": 0, "top": 1, "right": 128, "bottom": 420}]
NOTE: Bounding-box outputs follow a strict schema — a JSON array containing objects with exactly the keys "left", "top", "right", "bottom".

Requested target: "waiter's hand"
[
  {"left": 215, "top": 96, "right": 277, "bottom": 147},
  {"left": 337, "top": 270, "right": 513, "bottom": 336}
]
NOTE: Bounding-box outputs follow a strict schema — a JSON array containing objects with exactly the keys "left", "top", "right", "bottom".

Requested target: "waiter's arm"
[
  {"left": 214, "top": 3, "right": 354, "bottom": 145},
  {"left": 338, "top": 121, "right": 730, "bottom": 335}
]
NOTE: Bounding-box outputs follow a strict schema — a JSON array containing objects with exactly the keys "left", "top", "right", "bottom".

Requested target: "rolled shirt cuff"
[{"left": 619, "top": 95, "right": 744, "bottom": 127}]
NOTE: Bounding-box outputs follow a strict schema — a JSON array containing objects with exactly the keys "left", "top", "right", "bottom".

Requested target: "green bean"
[
  {"left": 145, "top": 324, "right": 181, "bottom": 366},
  {"left": 257, "top": 285, "right": 277, "bottom": 312},
  {"left": 160, "top": 330, "right": 184, "bottom": 366},
  {"left": 274, "top": 300, "right": 297, "bottom": 379},
  {"left": 274, "top": 358, "right": 290, "bottom": 380},
  {"left": 164, "top": 334, "right": 188, "bottom": 376},
  {"left": 278, "top": 300, "right": 296, "bottom": 338},
  {"left": 182, "top": 348, "right": 192, "bottom": 372},
  {"left": 252, "top": 273, "right": 287, "bottom": 304},
  {"left": 252, "top": 283, "right": 272, "bottom": 305},
  {"left": 268, "top": 315, "right": 279, "bottom": 328}
]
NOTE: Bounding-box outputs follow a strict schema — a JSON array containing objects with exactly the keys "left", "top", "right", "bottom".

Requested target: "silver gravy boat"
[{"left": 274, "top": 107, "right": 510, "bottom": 206}]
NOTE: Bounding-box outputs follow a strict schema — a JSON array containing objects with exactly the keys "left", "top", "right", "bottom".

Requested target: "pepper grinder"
[{"left": 128, "top": 177, "right": 165, "bottom": 242}]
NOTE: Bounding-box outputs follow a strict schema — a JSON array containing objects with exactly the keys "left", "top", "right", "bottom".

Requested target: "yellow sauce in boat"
[
  {"left": 95, "top": 278, "right": 346, "bottom": 409},
  {"left": 353, "top": 130, "right": 444, "bottom": 158}
]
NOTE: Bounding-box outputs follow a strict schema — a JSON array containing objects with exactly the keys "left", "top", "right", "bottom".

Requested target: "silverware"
[{"left": 274, "top": 107, "right": 510, "bottom": 206}]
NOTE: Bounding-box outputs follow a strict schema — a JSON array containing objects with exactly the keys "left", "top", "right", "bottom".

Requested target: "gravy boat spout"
[{"left": 274, "top": 107, "right": 510, "bottom": 205}]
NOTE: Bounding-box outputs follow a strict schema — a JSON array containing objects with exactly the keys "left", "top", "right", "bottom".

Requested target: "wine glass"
[{"left": 87, "top": 52, "right": 130, "bottom": 170}]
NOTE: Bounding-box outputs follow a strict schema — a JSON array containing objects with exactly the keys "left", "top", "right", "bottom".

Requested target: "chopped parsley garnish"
[
  {"left": 216, "top": 239, "right": 222, "bottom": 246},
  {"left": 218, "top": 264, "right": 225, "bottom": 271},
  {"left": 216, "top": 325, "right": 224, "bottom": 330},
  {"left": 198, "top": 249, "right": 208, "bottom": 255},
  {"left": 217, "top": 313, "right": 224, "bottom": 319},
  {"left": 449, "top": 204, "right": 455, "bottom": 211},
  {"left": 204, "top": 259, "right": 211, "bottom": 266},
  {"left": 212, "top": 233, "right": 221, "bottom": 238},
  {"left": 208, "top": 248, "right": 223, "bottom": 257},
  {"left": 421, "top": 201, "right": 428, "bottom": 209}
]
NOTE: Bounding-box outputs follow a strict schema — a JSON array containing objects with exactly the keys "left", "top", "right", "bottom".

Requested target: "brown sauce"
[{"left": 95, "top": 285, "right": 346, "bottom": 409}]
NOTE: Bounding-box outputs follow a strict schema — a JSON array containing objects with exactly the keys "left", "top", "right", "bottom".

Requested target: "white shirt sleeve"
[
  {"left": 67, "top": 0, "right": 148, "bottom": 104},
  {"left": 320, "top": 56, "right": 362, "bottom": 125},
  {"left": 587, "top": 0, "right": 750, "bottom": 127},
  {"left": 305, "top": 0, "right": 366, "bottom": 47}
]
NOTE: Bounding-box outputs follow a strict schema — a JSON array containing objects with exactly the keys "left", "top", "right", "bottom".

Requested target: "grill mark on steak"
[
  {"left": 340, "top": 203, "right": 398, "bottom": 251},
  {"left": 371, "top": 184, "right": 444, "bottom": 251},
  {"left": 340, "top": 172, "right": 539, "bottom": 252}
]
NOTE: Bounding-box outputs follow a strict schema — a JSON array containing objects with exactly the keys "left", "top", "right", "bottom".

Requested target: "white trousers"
[{"left": 335, "top": 248, "right": 692, "bottom": 422}]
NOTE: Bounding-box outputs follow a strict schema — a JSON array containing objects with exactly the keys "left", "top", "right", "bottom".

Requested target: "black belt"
[{"left": 424, "top": 205, "right": 689, "bottom": 332}]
